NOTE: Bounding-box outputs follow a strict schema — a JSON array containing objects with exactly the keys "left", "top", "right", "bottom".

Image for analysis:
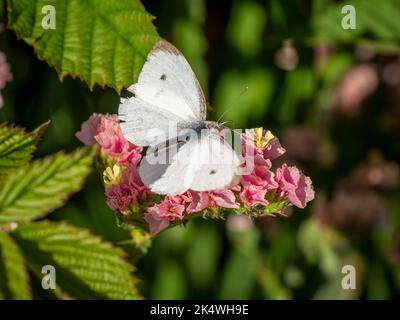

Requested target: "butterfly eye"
[
  {"left": 160, "top": 74, "right": 166, "bottom": 80},
  {"left": 185, "top": 135, "right": 190, "bottom": 141},
  {"left": 210, "top": 170, "right": 216, "bottom": 175}
]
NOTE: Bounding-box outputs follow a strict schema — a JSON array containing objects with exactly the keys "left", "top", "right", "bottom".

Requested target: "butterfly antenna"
[
  {"left": 220, "top": 119, "right": 235, "bottom": 127},
  {"left": 217, "top": 86, "right": 249, "bottom": 124}
]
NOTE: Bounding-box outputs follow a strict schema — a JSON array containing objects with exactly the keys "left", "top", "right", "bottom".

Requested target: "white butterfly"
[{"left": 118, "top": 39, "right": 241, "bottom": 195}]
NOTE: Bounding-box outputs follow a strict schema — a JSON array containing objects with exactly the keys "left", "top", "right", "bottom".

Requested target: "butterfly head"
[{"left": 204, "top": 120, "right": 225, "bottom": 133}]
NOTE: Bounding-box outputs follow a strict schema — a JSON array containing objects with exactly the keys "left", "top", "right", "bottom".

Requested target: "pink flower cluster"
[
  {"left": 76, "top": 114, "right": 146, "bottom": 214},
  {"left": 76, "top": 114, "right": 142, "bottom": 165},
  {"left": 105, "top": 166, "right": 149, "bottom": 214},
  {"left": 240, "top": 129, "right": 314, "bottom": 208},
  {"left": 0, "top": 51, "right": 13, "bottom": 108},
  {"left": 76, "top": 115, "right": 315, "bottom": 235}
]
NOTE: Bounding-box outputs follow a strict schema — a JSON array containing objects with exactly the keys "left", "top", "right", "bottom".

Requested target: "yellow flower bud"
[
  {"left": 253, "top": 128, "right": 274, "bottom": 148},
  {"left": 103, "top": 164, "right": 122, "bottom": 186}
]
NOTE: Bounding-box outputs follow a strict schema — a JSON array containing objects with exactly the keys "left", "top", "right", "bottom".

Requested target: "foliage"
[
  {"left": 0, "top": 146, "right": 93, "bottom": 224},
  {"left": 7, "top": 0, "right": 159, "bottom": 91},
  {"left": 12, "top": 221, "right": 139, "bottom": 299},
  {"left": 0, "top": 123, "right": 140, "bottom": 299},
  {"left": 0, "top": 122, "right": 47, "bottom": 175},
  {"left": 0, "top": 232, "right": 30, "bottom": 299}
]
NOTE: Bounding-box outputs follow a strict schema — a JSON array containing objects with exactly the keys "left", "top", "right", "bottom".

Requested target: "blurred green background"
[{"left": 1, "top": 0, "right": 400, "bottom": 299}]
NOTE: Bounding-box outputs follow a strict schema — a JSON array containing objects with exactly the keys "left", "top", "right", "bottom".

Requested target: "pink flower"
[
  {"left": 242, "top": 128, "right": 285, "bottom": 162},
  {"left": 95, "top": 115, "right": 142, "bottom": 165},
  {"left": 76, "top": 114, "right": 142, "bottom": 165},
  {"left": 0, "top": 52, "right": 12, "bottom": 89},
  {"left": 75, "top": 113, "right": 103, "bottom": 146},
  {"left": 106, "top": 184, "right": 137, "bottom": 213},
  {"left": 336, "top": 64, "right": 378, "bottom": 115},
  {"left": 208, "top": 189, "right": 240, "bottom": 209},
  {"left": 159, "top": 197, "right": 186, "bottom": 220},
  {"left": 186, "top": 189, "right": 239, "bottom": 213},
  {"left": 240, "top": 185, "right": 268, "bottom": 207},
  {"left": 145, "top": 197, "right": 185, "bottom": 234},
  {"left": 0, "top": 51, "right": 13, "bottom": 108},
  {"left": 241, "top": 156, "right": 278, "bottom": 190},
  {"left": 105, "top": 165, "right": 149, "bottom": 213},
  {"left": 263, "top": 136, "right": 286, "bottom": 160},
  {"left": 144, "top": 210, "right": 170, "bottom": 235},
  {"left": 276, "top": 164, "right": 315, "bottom": 208},
  {"left": 186, "top": 191, "right": 208, "bottom": 212},
  {"left": 168, "top": 194, "right": 191, "bottom": 205}
]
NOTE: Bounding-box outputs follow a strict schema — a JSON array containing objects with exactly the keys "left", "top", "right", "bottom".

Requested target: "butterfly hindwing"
[
  {"left": 139, "top": 136, "right": 187, "bottom": 191},
  {"left": 143, "top": 132, "right": 240, "bottom": 195},
  {"left": 183, "top": 133, "right": 241, "bottom": 192}
]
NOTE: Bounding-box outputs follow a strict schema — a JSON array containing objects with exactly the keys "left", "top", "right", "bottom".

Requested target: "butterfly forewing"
[{"left": 119, "top": 40, "right": 206, "bottom": 146}]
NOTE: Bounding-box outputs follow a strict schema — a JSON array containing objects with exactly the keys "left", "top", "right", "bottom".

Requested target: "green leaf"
[
  {"left": 11, "top": 221, "right": 140, "bottom": 299},
  {"left": 214, "top": 69, "right": 275, "bottom": 127},
  {"left": 185, "top": 223, "right": 221, "bottom": 292},
  {"left": 312, "top": 0, "right": 400, "bottom": 50},
  {"left": 0, "top": 0, "right": 5, "bottom": 22},
  {"left": 0, "top": 147, "right": 94, "bottom": 225},
  {"left": 173, "top": 19, "right": 209, "bottom": 96},
  {"left": 258, "top": 267, "right": 292, "bottom": 300},
  {"left": 0, "top": 123, "right": 46, "bottom": 175},
  {"left": 219, "top": 249, "right": 259, "bottom": 299},
  {"left": 226, "top": 1, "right": 267, "bottom": 57},
  {"left": 7, "top": 0, "right": 159, "bottom": 91},
  {"left": 151, "top": 259, "right": 187, "bottom": 299},
  {"left": 277, "top": 67, "right": 316, "bottom": 124},
  {"left": 297, "top": 219, "right": 344, "bottom": 278},
  {"left": 0, "top": 232, "right": 31, "bottom": 299}
]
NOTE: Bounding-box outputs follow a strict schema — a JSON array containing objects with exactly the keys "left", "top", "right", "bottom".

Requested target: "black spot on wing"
[
  {"left": 160, "top": 74, "right": 166, "bottom": 80},
  {"left": 210, "top": 170, "right": 216, "bottom": 175}
]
